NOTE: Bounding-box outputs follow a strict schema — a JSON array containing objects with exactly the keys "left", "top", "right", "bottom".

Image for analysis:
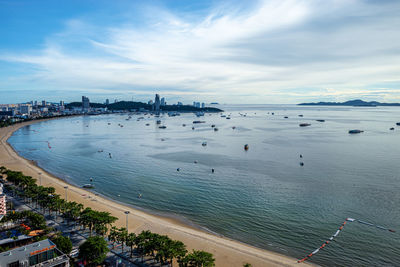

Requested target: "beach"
[{"left": 0, "top": 119, "right": 311, "bottom": 267}]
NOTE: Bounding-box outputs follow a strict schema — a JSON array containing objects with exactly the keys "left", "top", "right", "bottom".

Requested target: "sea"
[{"left": 8, "top": 105, "right": 400, "bottom": 266}]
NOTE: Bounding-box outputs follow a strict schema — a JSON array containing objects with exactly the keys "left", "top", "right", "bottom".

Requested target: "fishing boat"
[
  {"left": 159, "top": 125, "right": 167, "bottom": 129},
  {"left": 156, "top": 120, "right": 161, "bottom": 124},
  {"left": 299, "top": 123, "right": 311, "bottom": 127},
  {"left": 193, "top": 120, "right": 205, "bottom": 124},
  {"left": 202, "top": 142, "right": 207, "bottom": 146},
  {"left": 396, "top": 122, "right": 400, "bottom": 126},
  {"left": 82, "top": 184, "right": 94, "bottom": 189},
  {"left": 244, "top": 144, "right": 249, "bottom": 151},
  {"left": 316, "top": 120, "right": 325, "bottom": 122}
]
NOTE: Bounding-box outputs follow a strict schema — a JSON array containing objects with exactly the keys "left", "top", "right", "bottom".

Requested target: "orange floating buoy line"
[{"left": 297, "top": 218, "right": 396, "bottom": 263}]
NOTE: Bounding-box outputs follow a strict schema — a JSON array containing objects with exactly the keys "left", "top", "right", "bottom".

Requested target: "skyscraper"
[
  {"left": 161, "top": 97, "right": 165, "bottom": 106},
  {"left": 42, "top": 100, "right": 46, "bottom": 106},
  {"left": 82, "top": 96, "right": 90, "bottom": 111},
  {"left": 105, "top": 99, "right": 109, "bottom": 105},
  {"left": 60, "top": 101, "right": 64, "bottom": 106},
  {"left": 154, "top": 94, "right": 161, "bottom": 115}
]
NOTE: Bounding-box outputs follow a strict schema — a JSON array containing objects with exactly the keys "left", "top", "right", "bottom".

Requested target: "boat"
[
  {"left": 232, "top": 126, "right": 236, "bottom": 129},
  {"left": 396, "top": 122, "right": 400, "bottom": 126},
  {"left": 182, "top": 124, "right": 186, "bottom": 127},
  {"left": 349, "top": 129, "right": 364, "bottom": 134},
  {"left": 156, "top": 120, "right": 161, "bottom": 124},
  {"left": 211, "top": 124, "right": 215, "bottom": 128},
  {"left": 284, "top": 116, "right": 288, "bottom": 119},
  {"left": 202, "top": 142, "right": 207, "bottom": 146},
  {"left": 221, "top": 115, "right": 226, "bottom": 118},
  {"left": 226, "top": 117, "right": 231, "bottom": 120},
  {"left": 159, "top": 125, "right": 167, "bottom": 129},
  {"left": 82, "top": 184, "right": 94, "bottom": 189},
  {"left": 390, "top": 127, "right": 395, "bottom": 130},
  {"left": 192, "top": 127, "right": 195, "bottom": 130},
  {"left": 299, "top": 123, "right": 311, "bottom": 127},
  {"left": 316, "top": 120, "right": 325, "bottom": 122},
  {"left": 193, "top": 121, "right": 205, "bottom": 124},
  {"left": 145, "top": 123, "right": 150, "bottom": 126},
  {"left": 214, "top": 128, "right": 218, "bottom": 131},
  {"left": 298, "top": 114, "right": 304, "bottom": 117},
  {"left": 244, "top": 144, "right": 249, "bottom": 151}
]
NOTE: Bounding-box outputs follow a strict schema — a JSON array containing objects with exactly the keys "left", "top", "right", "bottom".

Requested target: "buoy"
[
  {"left": 300, "top": 154, "right": 303, "bottom": 158},
  {"left": 244, "top": 144, "right": 249, "bottom": 151},
  {"left": 300, "top": 162, "right": 304, "bottom": 166},
  {"left": 194, "top": 160, "right": 198, "bottom": 164},
  {"left": 177, "top": 168, "right": 180, "bottom": 171},
  {"left": 212, "top": 168, "right": 215, "bottom": 173}
]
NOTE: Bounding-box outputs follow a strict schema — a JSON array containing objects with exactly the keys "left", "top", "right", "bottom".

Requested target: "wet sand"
[{"left": 0, "top": 119, "right": 313, "bottom": 267}]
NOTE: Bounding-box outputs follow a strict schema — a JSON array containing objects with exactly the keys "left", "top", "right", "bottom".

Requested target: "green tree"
[
  {"left": 78, "top": 236, "right": 109, "bottom": 266},
  {"left": 126, "top": 232, "right": 137, "bottom": 258},
  {"left": 243, "top": 264, "right": 252, "bottom": 267},
  {"left": 180, "top": 250, "right": 215, "bottom": 267},
  {"left": 52, "top": 235, "right": 73, "bottom": 255}
]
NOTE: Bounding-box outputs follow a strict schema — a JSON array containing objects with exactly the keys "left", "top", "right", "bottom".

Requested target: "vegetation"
[
  {"left": 52, "top": 235, "right": 73, "bottom": 255},
  {"left": 0, "top": 166, "right": 216, "bottom": 266},
  {"left": 79, "top": 236, "right": 109, "bottom": 266},
  {"left": 179, "top": 250, "right": 216, "bottom": 267}
]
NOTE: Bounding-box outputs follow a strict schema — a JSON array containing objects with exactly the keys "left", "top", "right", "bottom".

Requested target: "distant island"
[
  {"left": 298, "top": 99, "right": 400, "bottom": 106},
  {"left": 66, "top": 101, "right": 223, "bottom": 112}
]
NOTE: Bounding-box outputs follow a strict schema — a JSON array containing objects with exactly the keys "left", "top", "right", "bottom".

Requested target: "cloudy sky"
[{"left": 0, "top": 0, "right": 399, "bottom": 104}]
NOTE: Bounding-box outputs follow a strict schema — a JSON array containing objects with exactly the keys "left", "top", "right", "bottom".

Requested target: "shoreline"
[{"left": 0, "top": 119, "right": 313, "bottom": 267}]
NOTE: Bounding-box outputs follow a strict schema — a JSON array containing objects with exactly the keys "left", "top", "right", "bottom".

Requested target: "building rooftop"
[{"left": 0, "top": 239, "right": 55, "bottom": 266}]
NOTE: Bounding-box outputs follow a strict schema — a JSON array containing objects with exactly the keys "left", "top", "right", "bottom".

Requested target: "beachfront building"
[
  {"left": 0, "top": 184, "right": 5, "bottom": 221},
  {"left": 0, "top": 239, "right": 70, "bottom": 267},
  {"left": 19, "top": 105, "right": 32, "bottom": 115}
]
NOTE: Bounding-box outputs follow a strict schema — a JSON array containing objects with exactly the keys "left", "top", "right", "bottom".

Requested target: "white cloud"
[{"left": 1, "top": 0, "right": 400, "bottom": 103}]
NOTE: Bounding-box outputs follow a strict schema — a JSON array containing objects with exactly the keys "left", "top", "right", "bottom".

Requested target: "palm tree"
[
  {"left": 108, "top": 226, "right": 118, "bottom": 249},
  {"left": 117, "top": 227, "right": 128, "bottom": 253},
  {"left": 126, "top": 232, "right": 137, "bottom": 258}
]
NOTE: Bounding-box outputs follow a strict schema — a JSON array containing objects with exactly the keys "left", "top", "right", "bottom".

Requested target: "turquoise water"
[{"left": 9, "top": 105, "right": 400, "bottom": 266}]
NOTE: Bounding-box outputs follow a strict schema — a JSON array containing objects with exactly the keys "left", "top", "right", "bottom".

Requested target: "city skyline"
[{"left": 1, "top": 0, "right": 400, "bottom": 104}]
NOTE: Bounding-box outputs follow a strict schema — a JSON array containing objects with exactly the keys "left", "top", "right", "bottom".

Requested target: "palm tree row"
[
  {"left": 2, "top": 169, "right": 117, "bottom": 235},
  {"left": 1, "top": 167, "right": 215, "bottom": 266},
  {"left": 109, "top": 227, "right": 215, "bottom": 267}
]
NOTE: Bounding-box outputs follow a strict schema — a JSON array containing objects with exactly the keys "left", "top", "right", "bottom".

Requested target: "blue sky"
[{"left": 1, "top": 0, "right": 399, "bottom": 104}]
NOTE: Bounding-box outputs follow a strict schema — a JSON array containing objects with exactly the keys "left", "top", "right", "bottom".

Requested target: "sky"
[{"left": 0, "top": 0, "right": 399, "bottom": 104}]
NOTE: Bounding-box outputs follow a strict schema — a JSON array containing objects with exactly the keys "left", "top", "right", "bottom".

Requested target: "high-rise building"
[
  {"left": 82, "top": 96, "right": 90, "bottom": 111},
  {"left": 154, "top": 94, "right": 161, "bottom": 115},
  {"left": 105, "top": 99, "right": 110, "bottom": 105},
  {"left": 60, "top": 101, "right": 64, "bottom": 106},
  {"left": 201, "top": 103, "right": 205, "bottom": 108},
  {"left": 19, "top": 105, "right": 32, "bottom": 115},
  {"left": 34, "top": 100, "right": 38, "bottom": 107},
  {"left": 42, "top": 100, "right": 46, "bottom": 106},
  {"left": 161, "top": 97, "right": 165, "bottom": 106}
]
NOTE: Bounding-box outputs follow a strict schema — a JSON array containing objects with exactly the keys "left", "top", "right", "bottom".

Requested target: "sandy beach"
[{"left": 0, "top": 119, "right": 313, "bottom": 267}]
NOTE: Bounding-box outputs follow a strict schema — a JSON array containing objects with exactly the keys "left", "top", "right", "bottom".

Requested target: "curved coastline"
[{"left": 0, "top": 119, "right": 313, "bottom": 267}]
